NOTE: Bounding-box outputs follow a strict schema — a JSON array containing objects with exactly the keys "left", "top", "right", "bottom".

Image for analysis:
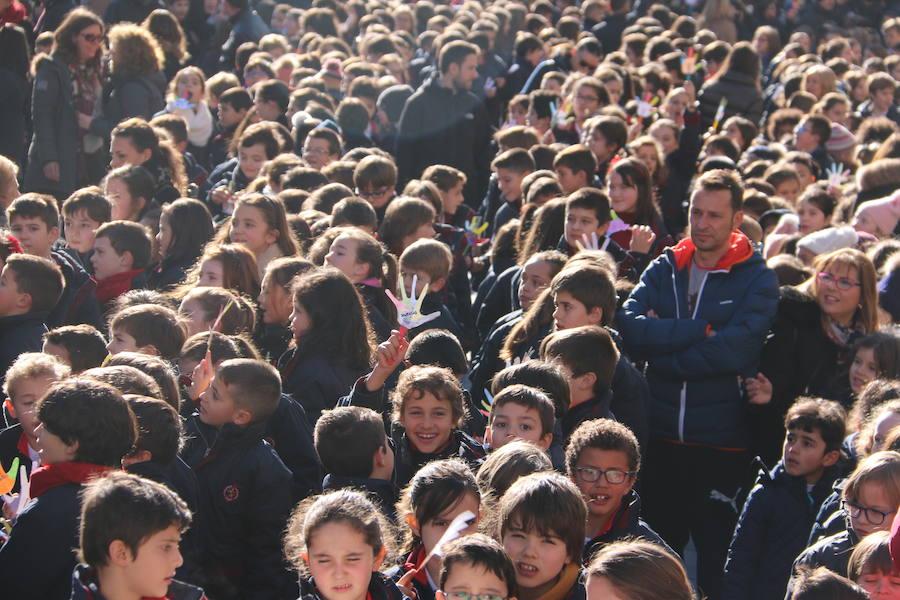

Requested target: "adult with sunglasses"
[
  {"left": 746, "top": 248, "right": 880, "bottom": 466},
  {"left": 25, "top": 8, "right": 104, "bottom": 200}
]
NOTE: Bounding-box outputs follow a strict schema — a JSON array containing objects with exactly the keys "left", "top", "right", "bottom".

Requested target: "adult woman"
[
  {"left": 0, "top": 23, "right": 29, "bottom": 170},
  {"left": 697, "top": 41, "right": 764, "bottom": 132},
  {"left": 747, "top": 249, "right": 880, "bottom": 464},
  {"left": 90, "top": 23, "right": 166, "bottom": 140},
  {"left": 25, "top": 8, "right": 104, "bottom": 199},
  {"left": 698, "top": 0, "right": 738, "bottom": 44}
]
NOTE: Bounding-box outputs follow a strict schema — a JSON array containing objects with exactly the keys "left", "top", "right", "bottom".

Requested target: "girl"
[
  {"left": 395, "top": 459, "right": 481, "bottom": 600},
  {"left": 278, "top": 269, "right": 375, "bottom": 425},
  {"left": 256, "top": 256, "right": 315, "bottom": 362},
  {"left": 628, "top": 136, "right": 666, "bottom": 191},
  {"left": 178, "top": 242, "right": 261, "bottom": 300},
  {"left": 856, "top": 401, "right": 900, "bottom": 461},
  {"left": 379, "top": 197, "right": 436, "bottom": 255},
  {"left": 110, "top": 118, "right": 186, "bottom": 206},
  {"left": 324, "top": 228, "right": 398, "bottom": 342},
  {"left": 103, "top": 164, "right": 159, "bottom": 231},
  {"left": 224, "top": 193, "right": 299, "bottom": 278},
  {"left": 143, "top": 10, "right": 188, "bottom": 82},
  {"left": 151, "top": 198, "right": 214, "bottom": 291},
  {"left": 798, "top": 184, "right": 837, "bottom": 236},
  {"left": 585, "top": 540, "right": 693, "bottom": 600},
  {"left": 390, "top": 366, "right": 485, "bottom": 487},
  {"left": 285, "top": 490, "right": 403, "bottom": 600},
  {"left": 849, "top": 332, "right": 900, "bottom": 399},
  {"left": 848, "top": 531, "right": 900, "bottom": 599},
  {"left": 475, "top": 440, "right": 553, "bottom": 503},
  {"left": 178, "top": 286, "right": 255, "bottom": 337},
  {"left": 162, "top": 66, "right": 214, "bottom": 153}
]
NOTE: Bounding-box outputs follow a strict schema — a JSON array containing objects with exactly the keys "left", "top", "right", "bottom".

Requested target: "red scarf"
[
  {"left": 403, "top": 546, "right": 430, "bottom": 587},
  {"left": 30, "top": 462, "right": 113, "bottom": 498},
  {"left": 95, "top": 269, "right": 144, "bottom": 305},
  {"left": 17, "top": 431, "right": 30, "bottom": 458}
]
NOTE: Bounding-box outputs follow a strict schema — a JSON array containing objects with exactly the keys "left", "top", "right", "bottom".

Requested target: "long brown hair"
[
  {"left": 608, "top": 157, "right": 656, "bottom": 225},
  {"left": 172, "top": 242, "right": 261, "bottom": 300},
  {"left": 586, "top": 540, "right": 694, "bottom": 600},
  {"left": 52, "top": 8, "right": 104, "bottom": 70},
  {"left": 111, "top": 118, "right": 187, "bottom": 194},
  {"left": 501, "top": 288, "right": 554, "bottom": 361}
]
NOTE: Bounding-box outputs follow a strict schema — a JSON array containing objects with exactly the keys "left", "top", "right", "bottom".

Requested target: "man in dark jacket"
[
  {"left": 591, "top": 0, "right": 631, "bottom": 54},
  {"left": 396, "top": 41, "right": 492, "bottom": 207},
  {"left": 617, "top": 169, "right": 779, "bottom": 599},
  {"left": 219, "top": 0, "right": 269, "bottom": 73}
]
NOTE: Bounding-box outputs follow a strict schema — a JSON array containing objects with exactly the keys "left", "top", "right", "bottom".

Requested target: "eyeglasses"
[
  {"left": 355, "top": 187, "right": 392, "bottom": 199},
  {"left": 842, "top": 500, "right": 894, "bottom": 526},
  {"left": 574, "top": 467, "right": 634, "bottom": 484},
  {"left": 443, "top": 592, "right": 507, "bottom": 600},
  {"left": 79, "top": 32, "right": 102, "bottom": 43},
  {"left": 303, "top": 147, "right": 330, "bottom": 156},
  {"left": 575, "top": 93, "right": 600, "bottom": 103},
  {"left": 817, "top": 272, "right": 861, "bottom": 291}
]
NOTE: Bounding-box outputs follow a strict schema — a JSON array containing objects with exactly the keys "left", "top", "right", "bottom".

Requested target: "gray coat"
[
  {"left": 25, "top": 53, "right": 79, "bottom": 197},
  {"left": 90, "top": 71, "right": 166, "bottom": 138}
]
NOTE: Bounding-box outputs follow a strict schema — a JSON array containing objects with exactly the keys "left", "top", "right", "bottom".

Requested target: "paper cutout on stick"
[{"left": 385, "top": 274, "right": 441, "bottom": 336}]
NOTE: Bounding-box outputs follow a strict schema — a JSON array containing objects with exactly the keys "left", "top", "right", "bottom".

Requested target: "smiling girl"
[
  {"left": 162, "top": 66, "right": 214, "bottom": 151},
  {"left": 225, "top": 193, "right": 299, "bottom": 278}
]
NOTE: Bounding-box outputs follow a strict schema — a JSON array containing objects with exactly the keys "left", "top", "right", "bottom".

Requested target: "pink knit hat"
[
  {"left": 826, "top": 123, "right": 856, "bottom": 154},
  {"left": 853, "top": 191, "right": 900, "bottom": 238}
]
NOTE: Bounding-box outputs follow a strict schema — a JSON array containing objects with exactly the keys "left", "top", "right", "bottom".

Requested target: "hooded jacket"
[
  {"left": 617, "top": 232, "right": 779, "bottom": 448},
  {"left": 49, "top": 249, "right": 102, "bottom": 329},
  {"left": 697, "top": 71, "right": 764, "bottom": 131}
]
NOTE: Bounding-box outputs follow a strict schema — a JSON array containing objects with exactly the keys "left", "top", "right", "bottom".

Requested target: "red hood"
[
  {"left": 0, "top": 1, "right": 26, "bottom": 25},
  {"left": 671, "top": 231, "right": 754, "bottom": 271}
]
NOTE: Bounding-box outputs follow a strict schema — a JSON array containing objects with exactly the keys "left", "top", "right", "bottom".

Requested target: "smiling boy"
[{"left": 485, "top": 384, "right": 555, "bottom": 451}]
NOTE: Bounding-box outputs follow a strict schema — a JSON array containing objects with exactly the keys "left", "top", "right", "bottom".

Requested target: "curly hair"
[{"left": 108, "top": 23, "right": 164, "bottom": 78}]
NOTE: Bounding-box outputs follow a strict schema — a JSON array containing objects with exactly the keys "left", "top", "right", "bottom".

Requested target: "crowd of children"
[{"left": 0, "top": 0, "right": 900, "bottom": 598}]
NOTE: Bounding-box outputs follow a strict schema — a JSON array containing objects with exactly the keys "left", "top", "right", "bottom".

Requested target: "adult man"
[
  {"left": 617, "top": 169, "right": 778, "bottom": 600},
  {"left": 219, "top": 0, "right": 269, "bottom": 73},
  {"left": 395, "top": 40, "right": 492, "bottom": 206}
]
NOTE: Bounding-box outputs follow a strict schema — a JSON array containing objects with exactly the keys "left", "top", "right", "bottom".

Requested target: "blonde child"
[{"left": 164, "top": 66, "right": 214, "bottom": 151}]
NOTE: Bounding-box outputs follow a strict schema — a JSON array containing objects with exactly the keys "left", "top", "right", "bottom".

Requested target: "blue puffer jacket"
[{"left": 617, "top": 232, "right": 778, "bottom": 448}]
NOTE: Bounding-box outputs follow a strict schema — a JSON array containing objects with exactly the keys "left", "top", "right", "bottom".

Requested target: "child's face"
[
  {"left": 856, "top": 568, "right": 900, "bottom": 599},
  {"left": 10, "top": 216, "right": 57, "bottom": 258},
  {"left": 109, "top": 135, "right": 151, "bottom": 169},
  {"left": 502, "top": 519, "right": 570, "bottom": 592},
  {"left": 289, "top": 300, "right": 312, "bottom": 340},
  {"left": 307, "top": 521, "right": 383, "bottom": 600},
  {"left": 42, "top": 340, "right": 71, "bottom": 367},
  {"left": 34, "top": 421, "right": 77, "bottom": 465},
  {"left": 105, "top": 176, "right": 142, "bottom": 222},
  {"left": 325, "top": 235, "right": 366, "bottom": 282},
  {"left": 120, "top": 525, "right": 184, "bottom": 598},
  {"left": 303, "top": 137, "right": 336, "bottom": 171},
  {"left": 64, "top": 210, "right": 101, "bottom": 255},
  {"left": 401, "top": 269, "right": 432, "bottom": 298},
  {"left": 496, "top": 168, "right": 526, "bottom": 203},
  {"left": 518, "top": 259, "right": 553, "bottom": 311},
  {"left": 850, "top": 347, "right": 879, "bottom": 396},
  {"left": 651, "top": 125, "right": 678, "bottom": 156},
  {"left": 156, "top": 210, "right": 173, "bottom": 258},
  {"left": 443, "top": 182, "right": 465, "bottom": 217},
  {"left": 571, "top": 448, "right": 635, "bottom": 528},
  {"left": 849, "top": 481, "right": 898, "bottom": 539},
  {"left": 418, "top": 492, "right": 480, "bottom": 556},
  {"left": 553, "top": 290, "right": 601, "bottom": 331},
  {"left": 774, "top": 179, "right": 801, "bottom": 204},
  {"left": 872, "top": 411, "right": 900, "bottom": 454},
  {"left": 487, "top": 402, "right": 550, "bottom": 451},
  {"left": 607, "top": 171, "right": 638, "bottom": 216},
  {"left": 176, "top": 73, "right": 203, "bottom": 104},
  {"left": 400, "top": 390, "right": 454, "bottom": 454},
  {"left": 439, "top": 560, "right": 510, "bottom": 600},
  {"left": 91, "top": 236, "right": 129, "bottom": 281},
  {"left": 587, "top": 131, "right": 615, "bottom": 164},
  {"left": 797, "top": 201, "right": 828, "bottom": 236},
  {"left": 198, "top": 259, "right": 224, "bottom": 288},
  {"left": 508, "top": 103, "right": 528, "bottom": 125},
  {"left": 178, "top": 298, "right": 209, "bottom": 337},
  {"left": 258, "top": 275, "right": 292, "bottom": 325},
  {"left": 169, "top": 0, "right": 189, "bottom": 20},
  {"left": 0, "top": 264, "right": 25, "bottom": 316},
  {"left": 218, "top": 102, "right": 247, "bottom": 129},
  {"left": 107, "top": 327, "right": 140, "bottom": 355},
  {"left": 198, "top": 375, "right": 241, "bottom": 427},
  {"left": 723, "top": 122, "right": 745, "bottom": 150},
  {"left": 7, "top": 375, "right": 56, "bottom": 446},
  {"left": 874, "top": 87, "right": 895, "bottom": 110},
  {"left": 634, "top": 146, "right": 659, "bottom": 177},
  {"left": 782, "top": 427, "right": 834, "bottom": 483},
  {"left": 357, "top": 185, "right": 395, "bottom": 210},
  {"left": 401, "top": 222, "right": 436, "bottom": 251},
  {"left": 564, "top": 206, "right": 605, "bottom": 248},
  {"left": 254, "top": 95, "right": 282, "bottom": 123},
  {"left": 238, "top": 142, "right": 269, "bottom": 181},
  {"left": 230, "top": 204, "right": 277, "bottom": 256}
]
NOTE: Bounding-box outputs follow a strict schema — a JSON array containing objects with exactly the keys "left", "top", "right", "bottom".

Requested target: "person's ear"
[
  {"left": 138, "top": 148, "right": 152, "bottom": 164},
  {"left": 374, "top": 545, "right": 387, "bottom": 569},
  {"left": 138, "top": 344, "right": 160, "bottom": 357},
  {"left": 538, "top": 431, "right": 553, "bottom": 451},
  {"left": 119, "top": 249, "right": 134, "bottom": 270},
  {"left": 596, "top": 222, "right": 610, "bottom": 237},
  {"left": 351, "top": 260, "right": 369, "bottom": 282},
  {"left": 16, "top": 291, "right": 32, "bottom": 311},
  {"left": 732, "top": 209, "right": 744, "bottom": 231},
  {"left": 588, "top": 306, "right": 603, "bottom": 326},
  {"left": 405, "top": 513, "right": 419, "bottom": 536},
  {"left": 436, "top": 591, "right": 447, "bottom": 600},
  {"left": 822, "top": 449, "right": 840, "bottom": 468},
  {"left": 121, "top": 449, "right": 153, "bottom": 468},
  {"left": 48, "top": 225, "right": 60, "bottom": 244},
  {"left": 265, "top": 226, "right": 280, "bottom": 246},
  {"left": 576, "top": 372, "right": 597, "bottom": 393},
  {"left": 232, "top": 408, "right": 253, "bottom": 426},
  {"left": 108, "top": 539, "right": 133, "bottom": 566},
  {"left": 429, "top": 277, "right": 447, "bottom": 292}
]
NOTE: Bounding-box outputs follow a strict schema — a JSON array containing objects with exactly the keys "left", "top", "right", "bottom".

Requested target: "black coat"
[
  {"left": 278, "top": 349, "right": 366, "bottom": 426},
  {"left": 104, "top": 0, "right": 164, "bottom": 24},
  {"left": 148, "top": 253, "right": 200, "bottom": 292},
  {"left": 583, "top": 490, "right": 671, "bottom": 563},
  {"left": 722, "top": 461, "right": 840, "bottom": 600},
  {"left": 323, "top": 473, "right": 398, "bottom": 521},
  {"left": 392, "top": 426, "right": 485, "bottom": 488},
  {"left": 300, "top": 572, "right": 407, "bottom": 600},
  {"left": 49, "top": 249, "right": 102, "bottom": 330},
  {"left": 0, "top": 311, "right": 48, "bottom": 392},
  {"left": 475, "top": 265, "right": 521, "bottom": 342},
  {"left": 70, "top": 564, "right": 207, "bottom": 600},
  {"left": 697, "top": 71, "right": 764, "bottom": 130},
  {"left": 786, "top": 529, "right": 858, "bottom": 598},
  {"left": 0, "top": 67, "right": 28, "bottom": 169},
  {"left": 91, "top": 71, "right": 167, "bottom": 139}
]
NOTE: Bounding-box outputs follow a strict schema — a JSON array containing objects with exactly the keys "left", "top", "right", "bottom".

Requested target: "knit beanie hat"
[
  {"left": 377, "top": 84, "right": 414, "bottom": 124},
  {"left": 796, "top": 225, "right": 858, "bottom": 256},
  {"left": 854, "top": 191, "right": 900, "bottom": 238},
  {"left": 826, "top": 123, "right": 855, "bottom": 154}
]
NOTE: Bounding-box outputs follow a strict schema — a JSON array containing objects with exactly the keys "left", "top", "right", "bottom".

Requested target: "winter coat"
[
  {"left": 323, "top": 473, "right": 398, "bottom": 521},
  {"left": 476, "top": 265, "right": 521, "bottom": 342},
  {"left": 697, "top": 71, "right": 764, "bottom": 130},
  {"left": 396, "top": 76, "right": 492, "bottom": 205},
  {"left": 786, "top": 528, "right": 858, "bottom": 598},
  {"left": 562, "top": 390, "right": 614, "bottom": 446},
  {"left": 392, "top": 426, "right": 485, "bottom": 487},
  {"left": 300, "top": 572, "right": 407, "bottom": 600},
  {"left": 219, "top": 7, "right": 269, "bottom": 71},
  {"left": 583, "top": 491, "right": 671, "bottom": 562},
  {"left": 35, "top": 0, "right": 76, "bottom": 34},
  {"left": 148, "top": 253, "right": 200, "bottom": 292},
  {"left": 0, "top": 311, "right": 49, "bottom": 389},
  {"left": 70, "top": 564, "right": 207, "bottom": 600},
  {"left": 49, "top": 249, "right": 102, "bottom": 330},
  {"left": 469, "top": 310, "right": 521, "bottom": 411},
  {"left": 722, "top": 460, "right": 841, "bottom": 600},
  {"left": 617, "top": 233, "right": 779, "bottom": 448},
  {"left": 0, "top": 67, "right": 28, "bottom": 169},
  {"left": 91, "top": 71, "right": 166, "bottom": 139},
  {"left": 103, "top": 0, "right": 164, "bottom": 24},
  {"left": 278, "top": 349, "right": 367, "bottom": 426},
  {"left": 407, "top": 292, "right": 462, "bottom": 342},
  {"left": 591, "top": 13, "right": 628, "bottom": 54}
]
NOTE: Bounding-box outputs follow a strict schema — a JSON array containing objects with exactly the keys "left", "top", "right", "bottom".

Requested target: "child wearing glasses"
[
  {"left": 353, "top": 155, "right": 398, "bottom": 224},
  {"left": 787, "top": 450, "right": 900, "bottom": 592},
  {"left": 437, "top": 535, "right": 518, "bottom": 600},
  {"left": 565, "top": 418, "right": 668, "bottom": 562},
  {"left": 722, "top": 398, "right": 846, "bottom": 600}
]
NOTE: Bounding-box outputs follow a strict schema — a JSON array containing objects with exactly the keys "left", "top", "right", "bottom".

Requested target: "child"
[
  {"left": 849, "top": 332, "right": 900, "bottom": 400},
  {"left": 91, "top": 221, "right": 153, "bottom": 308},
  {"left": 226, "top": 193, "right": 300, "bottom": 278},
  {"left": 102, "top": 165, "right": 160, "bottom": 232},
  {"left": 107, "top": 303, "right": 186, "bottom": 362},
  {"left": 553, "top": 145, "right": 597, "bottom": 195},
  {"left": 325, "top": 227, "right": 398, "bottom": 342},
  {"left": 256, "top": 256, "right": 315, "bottom": 361},
  {"left": 789, "top": 451, "right": 900, "bottom": 584},
  {"left": 764, "top": 165, "right": 803, "bottom": 204},
  {"left": 584, "top": 116, "right": 627, "bottom": 184},
  {"left": 184, "top": 242, "right": 261, "bottom": 300},
  {"left": 0, "top": 254, "right": 64, "bottom": 384},
  {"left": 498, "top": 472, "right": 586, "bottom": 600},
  {"left": 0, "top": 378, "right": 137, "bottom": 599},
  {"left": 0, "top": 353, "right": 69, "bottom": 492},
  {"left": 278, "top": 268, "right": 375, "bottom": 425},
  {"left": 254, "top": 79, "right": 291, "bottom": 128},
  {"left": 150, "top": 198, "right": 215, "bottom": 291},
  {"left": 438, "top": 535, "right": 518, "bottom": 600},
  {"left": 422, "top": 164, "right": 474, "bottom": 228},
  {"left": 61, "top": 186, "right": 112, "bottom": 269},
  {"left": 399, "top": 238, "right": 461, "bottom": 339},
  {"left": 492, "top": 149, "right": 536, "bottom": 235},
  {"left": 722, "top": 398, "right": 846, "bottom": 600},
  {"left": 858, "top": 73, "right": 899, "bottom": 124},
  {"left": 285, "top": 489, "right": 404, "bottom": 600},
  {"left": 484, "top": 384, "right": 554, "bottom": 452},
  {"left": 391, "top": 366, "right": 485, "bottom": 486},
  {"left": 585, "top": 540, "right": 694, "bottom": 600},
  {"left": 797, "top": 184, "right": 836, "bottom": 236},
  {"left": 42, "top": 324, "right": 110, "bottom": 373},
  {"left": 379, "top": 197, "right": 437, "bottom": 255},
  {"left": 178, "top": 287, "right": 253, "bottom": 337},
  {"left": 476, "top": 440, "right": 553, "bottom": 503},
  {"left": 180, "top": 358, "right": 294, "bottom": 599},
  {"left": 208, "top": 123, "right": 283, "bottom": 216},
  {"left": 353, "top": 155, "right": 398, "bottom": 222},
  {"left": 558, "top": 189, "right": 634, "bottom": 280},
  {"left": 209, "top": 87, "right": 252, "bottom": 168},
  {"left": 314, "top": 406, "right": 397, "bottom": 517},
  {"left": 790, "top": 567, "right": 869, "bottom": 600},
  {"left": 303, "top": 127, "right": 343, "bottom": 171},
  {"left": 164, "top": 66, "right": 215, "bottom": 151},
  {"left": 540, "top": 325, "right": 620, "bottom": 443},
  {"left": 331, "top": 197, "right": 379, "bottom": 232},
  {"left": 847, "top": 531, "right": 900, "bottom": 599},
  {"left": 394, "top": 459, "right": 482, "bottom": 600},
  {"left": 792, "top": 115, "right": 834, "bottom": 176},
  {"left": 566, "top": 418, "right": 667, "bottom": 561},
  {"left": 109, "top": 118, "right": 185, "bottom": 207},
  {"left": 110, "top": 352, "right": 181, "bottom": 411}
]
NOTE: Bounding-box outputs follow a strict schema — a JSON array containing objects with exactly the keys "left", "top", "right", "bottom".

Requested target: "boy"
[
  {"left": 302, "top": 127, "right": 343, "bottom": 171},
  {"left": 72, "top": 471, "right": 206, "bottom": 599},
  {"left": 0, "top": 378, "right": 137, "bottom": 600},
  {"left": 91, "top": 221, "right": 152, "bottom": 308},
  {"left": 553, "top": 144, "right": 597, "bottom": 195},
  {"left": 254, "top": 79, "right": 291, "bottom": 128},
  {"left": 209, "top": 87, "right": 252, "bottom": 168},
  {"left": 107, "top": 303, "right": 186, "bottom": 362},
  {"left": 492, "top": 148, "right": 536, "bottom": 235},
  {"left": 42, "top": 324, "right": 109, "bottom": 373},
  {"left": 0, "top": 253, "right": 64, "bottom": 386},
  {"left": 566, "top": 418, "right": 667, "bottom": 562},
  {"left": 353, "top": 154, "right": 398, "bottom": 223},
  {"left": 61, "top": 186, "right": 112, "bottom": 270},
  {"left": 541, "top": 325, "right": 619, "bottom": 444},
  {"left": 181, "top": 358, "right": 294, "bottom": 600},
  {"left": 558, "top": 188, "right": 635, "bottom": 280},
  {"left": 208, "top": 122, "right": 283, "bottom": 215},
  {"left": 437, "top": 534, "right": 518, "bottom": 600},
  {"left": 484, "top": 384, "right": 554, "bottom": 452},
  {"left": 8, "top": 193, "right": 102, "bottom": 328},
  {"left": 858, "top": 73, "right": 900, "bottom": 126},
  {"left": 792, "top": 115, "right": 834, "bottom": 176},
  {"left": 722, "top": 398, "right": 845, "bottom": 600},
  {"left": 314, "top": 405, "right": 397, "bottom": 517},
  {"left": 0, "top": 353, "right": 69, "bottom": 492},
  {"left": 422, "top": 164, "right": 475, "bottom": 228},
  {"left": 399, "top": 238, "right": 461, "bottom": 340}
]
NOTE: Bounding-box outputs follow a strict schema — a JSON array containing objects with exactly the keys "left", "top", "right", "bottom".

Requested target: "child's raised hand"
[
  {"left": 629, "top": 225, "right": 657, "bottom": 254},
  {"left": 189, "top": 347, "right": 214, "bottom": 402},
  {"left": 745, "top": 372, "right": 773, "bottom": 405},
  {"left": 366, "top": 330, "right": 408, "bottom": 392},
  {"left": 210, "top": 186, "right": 232, "bottom": 206}
]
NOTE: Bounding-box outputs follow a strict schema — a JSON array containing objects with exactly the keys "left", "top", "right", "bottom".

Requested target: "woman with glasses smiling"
[{"left": 745, "top": 248, "right": 880, "bottom": 465}]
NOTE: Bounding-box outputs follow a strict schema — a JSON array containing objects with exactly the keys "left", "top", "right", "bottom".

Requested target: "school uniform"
[
  {"left": 49, "top": 249, "right": 102, "bottom": 330},
  {"left": 0, "top": 310, "right": 49, "bottom": 391},
  {"left": 301, "top": 572, "right": 407, "bottom": 600},
  {"left": 582, "top": 490, "right": 670, "bottom": 563},
  {"left": 475, "top": 265, "right": 521, "bottom": 343},
  {"left": 407, "top": 292, "right": 462, "bottom": 341},
  {"left": 148, "top": 253, "right": 202, "bottom": 291},
  {"left": 254, "top": 323, "right": 293, "bottom": 365},
  {"left": 94, "top": 268, "right": 148, "bottom": 310},
  {"left": 70, "top": 564, "right": 208, "bottom": 600},
  {"left": 390, "top": 547, "right": 438, "bottom": 600},
  {"left": 561, "top": 390, "right": 614, "bottom": 448},
  {"left": 278, "top": 349, "right": 367, "bottom": 426},
  {"left": 786, "top": 528, "right": 858, "bottom": 598},
  {"left": 323, "top": 473, "right": 398, "bottom": 521},
  {"left": 392, "top": 425, "right": 486, "bottom": 488}
]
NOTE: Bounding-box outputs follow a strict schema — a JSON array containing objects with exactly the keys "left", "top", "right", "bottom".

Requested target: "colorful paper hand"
[
  {"left": 0, "top": 458, "right": 18, "bottom": 496},
  {"left": 385, "top": 274, "right": 441, "bottom": 336},
  {"left": 635, "top": 93, "right": 657, "bottom": 119},
  {"left": 680, "top": 47, "right": 696, "bottom": 75},
  {"left": 463, "top": 217, "right": 489, "bottom": 254},
  {"left": 173, "top": 91, "right": 196, "bottom": 110},
  {"left": 827, "top": 163, "right": 847, "bottom": 187},
  {"left": 575, "top": 232, "right": 605, "bottom": 251}
]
